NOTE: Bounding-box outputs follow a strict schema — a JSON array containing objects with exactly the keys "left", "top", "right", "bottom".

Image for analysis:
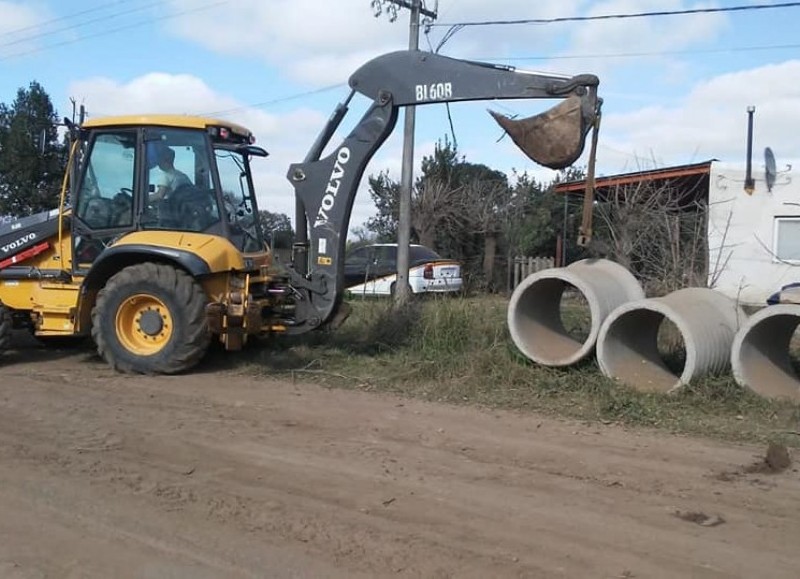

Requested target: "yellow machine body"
[{"left": 0, "top": 114, "right": 284, "bottom": 372}]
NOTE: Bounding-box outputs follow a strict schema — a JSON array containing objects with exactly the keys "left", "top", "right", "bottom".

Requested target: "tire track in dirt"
[{"left": 1, "top": 352, "right": 799, "bottom": 578}]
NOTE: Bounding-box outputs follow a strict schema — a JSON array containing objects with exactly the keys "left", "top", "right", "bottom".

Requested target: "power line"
[
  {"left": 479, "top": 42, "right": 800, "bottom": 62},
  {"left": 0, "top": 0, "right": 138, "bottom": 38},
  {"left": 0, "top": 0, "right": 165, "bottom": 49},
  {"left": 0, "top": 0, "right": 230, "bottom": 61},
  {"left": 92, "top": 82, "right": 345, "bottom": 123},
  {"left": 432, "top": 24, "right": 463, "bottom": 52},
  {"left": 430, "top": 2, "right": 800, "bottom": 27},
  {"left": 203, "top": 83, "right": 347, "bottom": 117}
]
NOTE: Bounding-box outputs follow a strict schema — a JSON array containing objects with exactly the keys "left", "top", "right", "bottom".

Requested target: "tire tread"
[
  {"left": 0, "top": 303, "right": 11, "bottom": 352},
  {"left": 91, "top": 262, "right": 209, "bottom": 374}
]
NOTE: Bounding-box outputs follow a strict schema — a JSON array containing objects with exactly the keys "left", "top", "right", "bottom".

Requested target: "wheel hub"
[
  {"left": 115, "top": 293, "right": 174, "bottom": 356},
  {"left": 138, "top": 309, "right": 164, "bottom": 336}
]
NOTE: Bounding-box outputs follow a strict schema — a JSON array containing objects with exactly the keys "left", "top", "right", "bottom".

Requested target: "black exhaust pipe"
[{"left": 744, "top": 105, "right": 755, "bottom": 195}]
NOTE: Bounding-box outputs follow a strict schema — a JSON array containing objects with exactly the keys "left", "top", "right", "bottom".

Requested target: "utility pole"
[
  {"left": 69, "top": 98, "right": 87, "bottom": 125},
  {"left": 371, "top": 0, "right": 437, "bottom": 302}
]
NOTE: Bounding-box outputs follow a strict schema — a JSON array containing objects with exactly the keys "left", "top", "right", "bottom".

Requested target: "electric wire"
[
  {"left": 90, "top": 82, "right": 345, "bottom": 119},
  {"left": 418, "top": 7, "right": 459, "bottom": 149},
  {"left": 480, "top": 42, "right": 800, "bottom": 62},
  {"left": 0, "top": 0, "right": 230, "bottom": 61},
  {"left": 430, "top": 2, "right": 800, "bottom": 52},
  {"left": 0, "top": 0, "right": 166, "bottom": 49},
  {"left": 203, "top": 83, "right": 347, "bottom": 117},
  {"left": 430, "top": 2, "right": 800, "bottom": 27},
  {"left": 0, "top": 0, "right": 139, "bottom": 38},
  {"left": 419, "top": 4, "right": 459, "bottom": 154}
]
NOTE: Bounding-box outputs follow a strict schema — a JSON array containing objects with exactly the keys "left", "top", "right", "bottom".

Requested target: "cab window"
[
  {"left": 142, "top": 128, "right": 221, "bottom": 233},
  {"left": 216, "top": 148, "right": 261, "bottom": 252},
  {"left": 75, "top": 131, "right": 135, "bottom": 230}
]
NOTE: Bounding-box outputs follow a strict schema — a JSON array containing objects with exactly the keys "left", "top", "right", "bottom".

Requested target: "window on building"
[{"left": 774, "top": 217, "right": 800, "bottom": 261}]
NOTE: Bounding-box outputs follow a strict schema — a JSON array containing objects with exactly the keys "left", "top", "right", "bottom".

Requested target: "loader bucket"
[{"left": 490, "top": 95, "right": 593, "bottom": 170}]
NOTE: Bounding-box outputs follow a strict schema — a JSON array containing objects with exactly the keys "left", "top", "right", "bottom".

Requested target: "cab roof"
[{"left": 81, "top": 114, "right": 251, "bottom": 135}]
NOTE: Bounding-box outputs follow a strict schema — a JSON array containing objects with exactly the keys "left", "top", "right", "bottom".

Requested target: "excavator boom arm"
[
  {"left": 350, "top": 51, "right": 598, "bottom": 106},
  {"left": 283, "top": 50, "right": 601, "bottom": 334}
]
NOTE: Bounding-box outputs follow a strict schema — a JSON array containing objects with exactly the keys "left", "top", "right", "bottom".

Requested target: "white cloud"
[
  {"left": 569, "top": 0, "right": 726, "bottom": 56},
  {"left": 165, "top": 0, "right": 408, "bottom": 85},
  {"left": 601, "top": 60, "right": 800, "bottom": 173}
]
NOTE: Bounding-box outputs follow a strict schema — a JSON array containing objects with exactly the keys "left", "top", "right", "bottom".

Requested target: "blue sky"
[{"left": 2, "top": 0, "right": 799, "bottom": 231}]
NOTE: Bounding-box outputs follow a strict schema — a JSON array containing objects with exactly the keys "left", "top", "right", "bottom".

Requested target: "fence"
[{"left": 510, "top": 256, "right": 556, "bottom": 290}]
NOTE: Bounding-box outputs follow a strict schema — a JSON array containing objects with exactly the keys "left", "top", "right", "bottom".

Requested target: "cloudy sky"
[{"left": 1, "top": 0, "right": 799, "bottom": 233}]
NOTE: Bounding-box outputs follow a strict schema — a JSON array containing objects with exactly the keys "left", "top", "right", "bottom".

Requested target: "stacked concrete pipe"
[
  {"left": 507, "top": 259, "right": 644, "bottom": 367},
  {"left": 731, "top": 304, "right": 800, "bottom": 401},
  {"left": 596, "top": 288, "right": 745, "bottom": 393}
]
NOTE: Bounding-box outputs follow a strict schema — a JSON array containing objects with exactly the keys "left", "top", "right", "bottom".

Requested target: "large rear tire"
[
  {"left": 92, "top": 263, "right": 210, "bottom": 374},
  {"left": 0, "top": 303, "right": 11, "bottom": 352}
]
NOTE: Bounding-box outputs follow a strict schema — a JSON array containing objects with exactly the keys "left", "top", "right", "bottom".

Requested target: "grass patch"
[{"left": 235, "top": 294, "right": 800, "bottom": 446}]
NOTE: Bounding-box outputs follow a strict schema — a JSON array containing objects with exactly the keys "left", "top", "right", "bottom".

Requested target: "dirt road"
[{"left": 1, "top": 343, "right": 799, "bottom": 579}]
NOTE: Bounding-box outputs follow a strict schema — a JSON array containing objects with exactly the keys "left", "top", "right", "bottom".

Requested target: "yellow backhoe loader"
[{"left": 0, "top": 50, "right": 601, "bottom": 373}]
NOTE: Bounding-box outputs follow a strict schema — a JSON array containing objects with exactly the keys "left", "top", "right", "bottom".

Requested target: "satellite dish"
[{"left": 765, "top": 147, "right": 777, "bottom": 192}]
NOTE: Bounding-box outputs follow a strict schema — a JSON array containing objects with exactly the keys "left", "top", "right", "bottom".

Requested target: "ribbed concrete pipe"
[
  {"left": 507, "top": 259, "right": 644, "bottom": 367},
  {"left": 731, "top": 304, "right": 800, "bottom": 401},
  {"left": 597, "top": 288, "right": 745, "bottom": 393}
]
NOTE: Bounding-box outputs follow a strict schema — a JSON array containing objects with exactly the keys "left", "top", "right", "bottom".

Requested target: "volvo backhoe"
[{"left": 0, "top": 50, "right": 601, "bottom": 374}]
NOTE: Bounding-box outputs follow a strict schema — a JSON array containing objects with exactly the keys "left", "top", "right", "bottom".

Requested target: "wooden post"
[{"left": 556, "top": 234, "right": 563, "bottom": 267}]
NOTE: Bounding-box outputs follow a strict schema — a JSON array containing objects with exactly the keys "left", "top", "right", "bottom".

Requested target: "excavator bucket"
[{"left": 489, "top": 95, "right": 593, "bottom": 170}]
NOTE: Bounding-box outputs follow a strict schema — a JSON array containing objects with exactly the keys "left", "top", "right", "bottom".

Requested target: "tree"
[
  {"left": 365, "top": 170, "right": 400, "bottom": 242},
  {"left": 363, "top": 137, "right": 591, "bottom": 291},
  {"left": 0, "top": 81, "right": 66, "bottom": 216},
  {"left": 590, "top": 180, "right": 707, "bottom": 294},
  {"left": 503, "top": 171, "right": 554, "bottom": 258},
  {"left": 365, "top": 138, "right": 514, "bottom": 286},
  {"left": 258, "top": 210, "right": 294, "bottom": 249},
  {"left": 503, "top": 166, "right": 588, "bottom": 263}
]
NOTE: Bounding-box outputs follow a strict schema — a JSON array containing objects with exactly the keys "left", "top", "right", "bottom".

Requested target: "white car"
[{"left": 344, "top": 244, "right": 462, "bottom": 296}]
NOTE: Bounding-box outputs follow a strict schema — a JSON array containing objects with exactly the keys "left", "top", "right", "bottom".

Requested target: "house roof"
[{"left": 554, "top": 160, "right": 715, "bottom": 195}]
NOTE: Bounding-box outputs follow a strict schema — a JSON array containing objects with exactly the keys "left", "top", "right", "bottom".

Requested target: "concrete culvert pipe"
[
  {"left": 507, "top": 259, "right": 644, "bottom": 367},
  {"left": 597, "top": 288, "right": 745, "bottom": 393},
  {"left": 731, "top": 305, "right": 800, "bottom": 401}
]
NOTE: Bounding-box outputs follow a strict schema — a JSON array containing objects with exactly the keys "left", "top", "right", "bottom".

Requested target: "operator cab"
[{"left": 72, "top": 115, "right": 268, "bottom": 270}]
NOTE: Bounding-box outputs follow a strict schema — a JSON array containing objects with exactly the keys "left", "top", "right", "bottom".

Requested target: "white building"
[
  {"left": 556, "top": 159, "right": 797, "bottom": 305},
  {"left": 708, "top": 162, "right": 798, "bottom": 306}
]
